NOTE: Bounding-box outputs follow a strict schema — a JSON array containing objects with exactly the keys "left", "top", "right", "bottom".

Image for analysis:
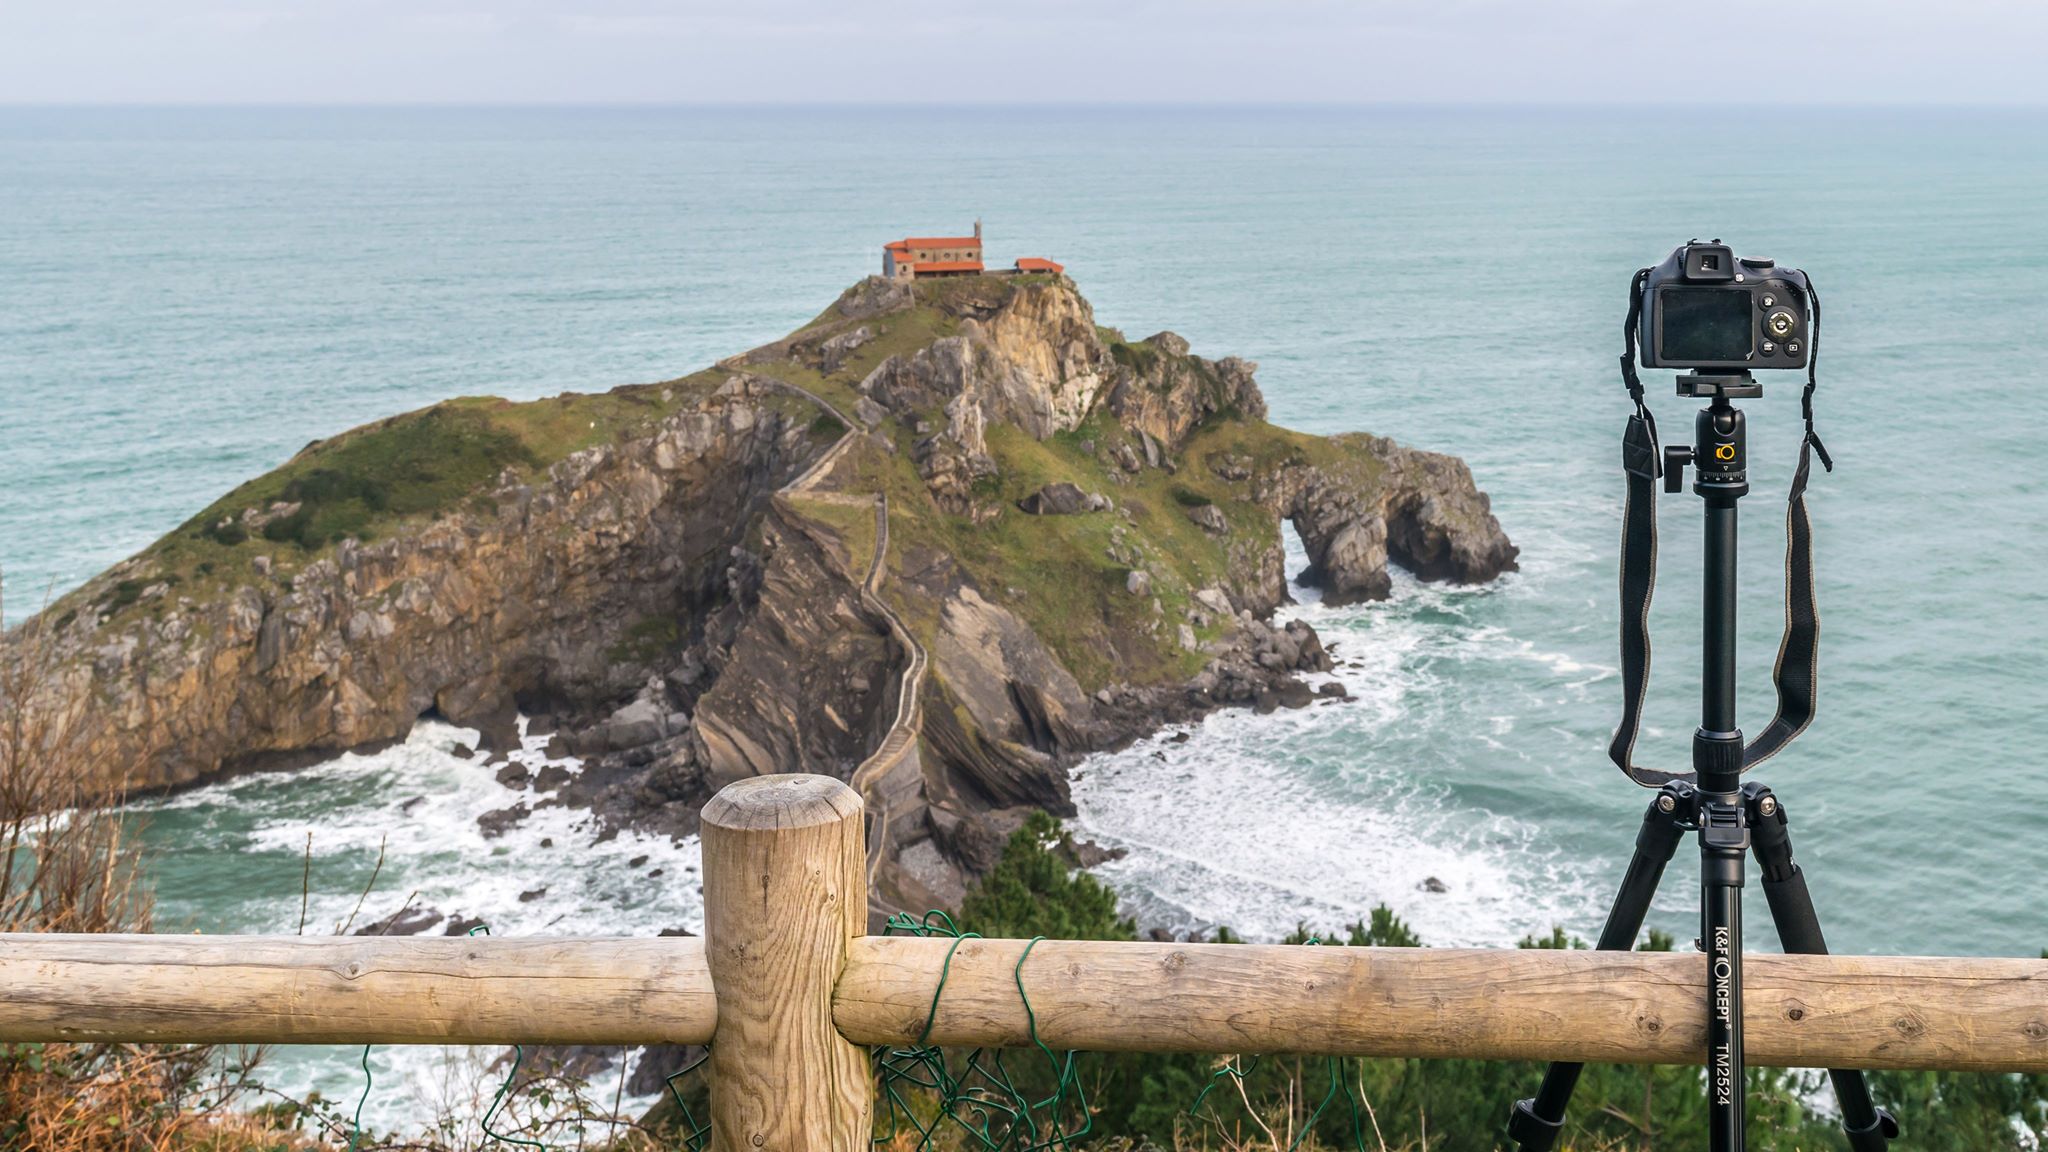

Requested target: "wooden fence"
[{"left": 2, "top": 774, "right": 2043, "bottom": 1149}]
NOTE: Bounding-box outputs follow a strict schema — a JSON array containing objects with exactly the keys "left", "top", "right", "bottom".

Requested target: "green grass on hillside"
[
  {"left": 826, "top": 402, "right": 1291, "bottom": 692},
  {"left": 239, "top": 405, "right": 540, "bottom": 551},
  {"left": 782, "top": 494, "right": 880, "bottom": 584},
  {"left": 67, "top": 371, "right": 731, "bottom": 627}
]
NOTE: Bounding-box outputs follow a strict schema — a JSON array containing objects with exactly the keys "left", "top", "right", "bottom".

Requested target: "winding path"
[
  {"left": 764, "top": 378, "right": 929, "bottom": 884},
  {"left": 847, "top": 491, "right": 928, "bottom": 882}
]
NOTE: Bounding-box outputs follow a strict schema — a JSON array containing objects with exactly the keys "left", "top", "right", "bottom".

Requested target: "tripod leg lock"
[
  {"left": 1844, "top": 1106, "right": 1899, "bottom": 1150},
  {"left": 1507, "top": 1098, "right": 1565, "bottom": 1150}
]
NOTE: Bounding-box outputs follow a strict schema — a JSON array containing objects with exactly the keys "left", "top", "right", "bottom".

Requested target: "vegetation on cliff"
[
  {"left": 10, "top": 269, "right": 1517, "bottom": 916},
  {"left": 57, "top": 373, "right": 814, "bottom": 633}
]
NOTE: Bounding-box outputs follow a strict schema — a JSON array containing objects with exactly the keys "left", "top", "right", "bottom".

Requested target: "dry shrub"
[
  {"left": 0, "top": 1043, "right": 301, "bottom": 1152},
  {"left": 0, "top": 573, "right": 309, "bottom": 1152}
]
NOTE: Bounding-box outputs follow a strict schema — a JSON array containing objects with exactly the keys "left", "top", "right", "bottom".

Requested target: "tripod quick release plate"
[{"left": 1677, "top": 370, "right": 1762, "bottom": 399}]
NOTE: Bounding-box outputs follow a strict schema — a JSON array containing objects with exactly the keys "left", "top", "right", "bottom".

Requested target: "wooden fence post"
[{"left": 701, "top": 773, "right": 871, "bottom": 1151}]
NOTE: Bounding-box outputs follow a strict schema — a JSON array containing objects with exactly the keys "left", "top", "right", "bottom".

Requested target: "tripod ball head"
[{"left": 1658, "top": 401, "right": 1748, "bottom": 500}]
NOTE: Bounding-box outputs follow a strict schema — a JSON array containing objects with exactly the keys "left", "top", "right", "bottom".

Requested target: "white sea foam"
[
  {"left": 1069, "top": 527, "right": 1605, "bottom": 948},
  {"left": 1070, "top": 699, "right": 1592, "bottom": 948},
  {"left": 140, "top": 719, "right": 699, "bottom": 1132}
]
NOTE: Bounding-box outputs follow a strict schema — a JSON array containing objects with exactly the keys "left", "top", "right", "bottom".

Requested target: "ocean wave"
[
  {"left": 1069, "top": 529, "right": 1606, "bottom": 948},
  {"left": 1070, "top": 708, "right": 1596, "bottom": 948},
  {"left": 138, "top": 719, "right": 699, "bottom": 1130}
]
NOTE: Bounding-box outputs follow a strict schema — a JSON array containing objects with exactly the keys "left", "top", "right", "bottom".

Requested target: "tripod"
[{"left": 1506, "top": 373, "right": 1898, "bottom": 1152}]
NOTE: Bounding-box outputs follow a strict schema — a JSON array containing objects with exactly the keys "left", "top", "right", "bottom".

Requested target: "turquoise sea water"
[{"left": 4, "top": 106, "right": 2048, "bottom": 1111}]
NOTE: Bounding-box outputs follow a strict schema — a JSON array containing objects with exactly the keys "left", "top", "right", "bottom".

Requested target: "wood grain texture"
[
  {"left": 6, "top": 896, "right": 2042, "bottom": 1079},
  {"left": 702, "top": 774, "right": 871, "bottom": 1152},
  {"left": 835, "top": 936, "right": 2048, "bottom": 1073},
  {"left": 0, "top": 933, "right": 714, "bottom": 1045}
]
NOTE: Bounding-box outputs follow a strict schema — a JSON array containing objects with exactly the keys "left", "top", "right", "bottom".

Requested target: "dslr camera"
[{"left": 1638, "top": 241, "right": 1811, "bottom": 372}]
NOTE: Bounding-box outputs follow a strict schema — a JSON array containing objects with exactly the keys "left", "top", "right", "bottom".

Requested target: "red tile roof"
[
  {"left": 893, "top": 237, "right": 981, "bottom": 249},
  {"left": 1014, "top": 257, "right": 1065, "bottom": 274},
  {"left": 908, "top": 260, "right": 984, "bottom": 273}
]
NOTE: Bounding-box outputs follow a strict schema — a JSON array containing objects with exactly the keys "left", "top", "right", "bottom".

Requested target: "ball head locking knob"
[{"left": 1663, "top": 445, "right": 1693, "bottom": 494}]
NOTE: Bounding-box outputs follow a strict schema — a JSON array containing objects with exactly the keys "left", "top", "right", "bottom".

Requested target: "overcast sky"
[{"left": 3, "top": 1, "right": 2044, "bottom": 106}]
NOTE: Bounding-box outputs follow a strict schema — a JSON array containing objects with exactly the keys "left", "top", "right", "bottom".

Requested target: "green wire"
[
  {"left": 478, "top": 1042, "right": 547, "bottom": 1150},
  {"left": 339, "top": 905, "right": 1370, "bottom": 1152},
  {"left": 663, "top": 1050, "right": 714, "bottom": 1151},
  {"left": 1012, "top": 936, "right": 1088, "bottom": 1150},
  {"left": 1183, "top": 935, "right": 1368, "bottom": 1151},
  {"left": 347, "top": 1042, "right": 373, "bottom": 1152},
  {"left": 458, "top": 925, "right": 549, "bottom": 1151},
  {"left": 871, "top": 912, "right": 1094, "bottom": 1150},
  {"left": 918, "top": 927, "right": 980, "bottom": 1046}
]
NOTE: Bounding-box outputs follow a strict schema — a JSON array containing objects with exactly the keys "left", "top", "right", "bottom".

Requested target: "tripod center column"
[{"left": 1695, "top": 398, "right": 1748, "bottom": 792}]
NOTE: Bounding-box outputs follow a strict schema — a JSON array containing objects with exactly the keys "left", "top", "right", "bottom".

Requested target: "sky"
[{"left": 1, "top": 0, "right": 2045, "bottom": 106}]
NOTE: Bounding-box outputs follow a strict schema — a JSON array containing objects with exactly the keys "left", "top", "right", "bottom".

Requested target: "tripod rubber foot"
[
  {"left": 1844, "top": 1107, "right": 1899, "bottom": 1150},
  {"left": 1507, "top": 1099, "right": 1564, "bottom": 1151}
]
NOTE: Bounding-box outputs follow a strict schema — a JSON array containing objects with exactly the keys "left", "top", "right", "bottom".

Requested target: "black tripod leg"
[
  {"left": 1745, "top": 784, "right": 1899, "bottom": 1151},
  {"left": 1509, "top": 783, "right": 1693, "bottom": 1151}
]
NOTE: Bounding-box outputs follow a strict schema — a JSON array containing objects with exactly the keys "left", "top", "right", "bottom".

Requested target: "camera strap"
[{"left": 1609, "top": 273, "right": 1833, "bottom": 788}]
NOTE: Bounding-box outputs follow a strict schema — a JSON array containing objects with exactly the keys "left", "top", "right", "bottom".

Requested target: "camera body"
[{"left": 1638, "top": 241, "right": 1810, "bottom": 371}]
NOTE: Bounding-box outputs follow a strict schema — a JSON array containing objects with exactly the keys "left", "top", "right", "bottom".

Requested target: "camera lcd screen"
[{"left": 1660, "top": 288, "right": 1752, "bottom": 362}]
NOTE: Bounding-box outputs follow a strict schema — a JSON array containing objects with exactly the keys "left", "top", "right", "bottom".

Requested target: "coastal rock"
[
  {"left": 1018, "top": 482, "right": 1091, "bottom": 516},
  {"left": 353, "top": 905, "right": 448, "bottom": 937},
  {"left": 1185, "top": 503, "right": 1228, "bottom": 534},
  {"left": 8, "top": 271, "right": 1517, "bottom": 921},
  {"left": 8, "top": 391, "right": 815, "bottom": 800},
  {"left": 818, "top": 325, "right": 873, "bottom": 373},
  {"left": 693, "top": 510, "right": 897, "bottom": 792},
  {"left": 912, "top": 428, "right": 998, "bottom": 518},
  {"left": 1106, "top": 335, "right": 1267, "bottom": 451},
  {"left": 477, "top": 803, "right": 531, "bottom": 839},
  {"left": 860, "top": 281, "right": 1108, "bottom": 442},
  {"left": 835, "top": 275, "right": 913, "bottom": 320},
  {"left": 1268, "top": 435, "right": 1518, "bottom": 606}
]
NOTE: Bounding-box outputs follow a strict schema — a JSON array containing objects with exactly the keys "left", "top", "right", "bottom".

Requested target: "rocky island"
[{"left": 10, "top": 272, "right": 1515, "bottom": 918}]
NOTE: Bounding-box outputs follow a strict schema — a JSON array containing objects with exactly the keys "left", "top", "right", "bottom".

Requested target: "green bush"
[
  {"left": 106, "top": 579, "right": 146, "bottom": 611},
  {"left": 933, "top": 815, "right": 2048, "bottom": 1150},
  {"left": 202, "top": 518, "right": 248, "bottom": 546},
  {"left": 959, "top": 811, "right": 1132, "bottom": 942},
  {"left": 809, "top": 411, "right": 848, "bottom": 440}
]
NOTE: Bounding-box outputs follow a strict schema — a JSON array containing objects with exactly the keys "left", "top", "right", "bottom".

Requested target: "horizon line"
[{"left": 3, "top": 99, "right": 2047, "bottom": 112}]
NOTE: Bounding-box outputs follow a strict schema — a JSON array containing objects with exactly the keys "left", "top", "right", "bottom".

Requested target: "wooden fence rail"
[
  {"left": 5, "top": 929, "right": 2042, "bottom": 1073},
  {"left": 0, "top": 775, "right": 2041, "bottom": 1150}
]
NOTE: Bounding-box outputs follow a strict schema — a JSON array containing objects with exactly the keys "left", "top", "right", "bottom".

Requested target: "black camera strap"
[{"left": 1609, "top": 274, "right": 1833, "bottom": 788}]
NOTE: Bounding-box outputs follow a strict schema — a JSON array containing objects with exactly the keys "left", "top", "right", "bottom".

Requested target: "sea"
[{"left": 3, "top": 107, "right": 2046, "bottom": 1122}]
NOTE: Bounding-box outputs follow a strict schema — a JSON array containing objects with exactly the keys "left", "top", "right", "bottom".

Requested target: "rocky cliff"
[{"left": 6, "top": 272, "right": 1516, "bottom": 916}]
